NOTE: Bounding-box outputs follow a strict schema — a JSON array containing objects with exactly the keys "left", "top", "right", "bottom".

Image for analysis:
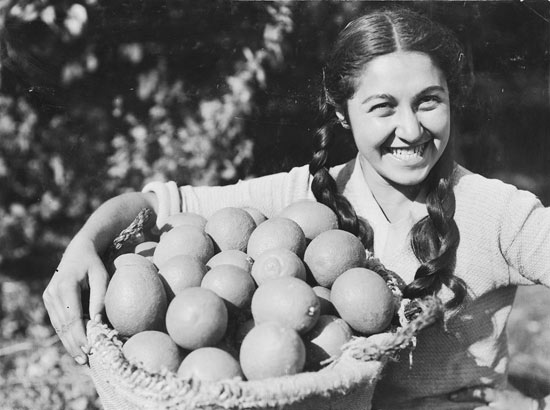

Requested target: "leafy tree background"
[{"left": 0, "top": 0, "right": 548, "bottom": 280}]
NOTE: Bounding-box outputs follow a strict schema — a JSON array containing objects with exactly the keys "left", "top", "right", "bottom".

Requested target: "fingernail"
[
  {"left": 94, "top": 314, "right": 102, "bottom": 322},
  {"left": 75, "top": 356, "right": 87, "bottom": 365},
  {"left": 80, "top": 345, "right": 91, "bottom": 355}
]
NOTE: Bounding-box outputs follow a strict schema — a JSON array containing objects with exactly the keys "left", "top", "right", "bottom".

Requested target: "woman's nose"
[{"left": 394, "top": 107, "right": 423, "bottom": 143}]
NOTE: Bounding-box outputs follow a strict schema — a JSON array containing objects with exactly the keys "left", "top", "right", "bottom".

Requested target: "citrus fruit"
[
  {"left": 134, "top": 241, "right": 158, "bottom": 261},
  {"left": 206, "top": 249, "right": 254, "bottom": 273},
  {"left": 250, "top": 248, "right": 307, "bottom": 286},
  {"left": 157, "top": 254, "right": 207, "bottom": 300},
  {"left": 154, "top": 225, "right": 215, "bottom": 266},
  {"left": 105, "top": 263, "right": 167, "bottom": 337},
  {"left": 165, "top": 287, "right": 228, "bottom": 350},
  {"left": 277, "top": 200, "right": 338, "bottom": 242},
  {"left": 113, "top": 253, "right": 155, "bottom": 270},
  {"left": 205, "top": 207, "right": 256, "bottom": 252},
  {"left": 122, "top": 330, "right": 183, "bottom": 373},
  {"left": 177, "top": 347, "right": 243, "bottom": 381},
  {"left": 312, "top": 286, "right": 336, "bottom": 316},
  {"left": 201, "top": 264, "right": 256, "bottom": 312},
  {"left": 239, "top": 322, "right": 306, "bottom": 380},
  {"left": 304, "top": 315, "right": 353, "bottom": 370},
  {"left": 242, "top": 206, "right": 267, "bottom": 226},
  {"left": 246, "top": 217, "right": 306, "bottom": 260},
  {"left": 251, "top": 276, "right": 320, "bottom": 334},
  {"left": 331, "top": 267, "right": 395, "bottom": 334},
  {"left": 303, "top": 229, "right": 366, "bottom": 287},
  {"left": 160, "top": 212, "right": 207, "bottom": 233}
]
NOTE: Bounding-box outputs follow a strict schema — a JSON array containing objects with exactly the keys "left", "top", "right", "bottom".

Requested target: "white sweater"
[{"left": 143, "top": 156, "right": 550, "bottom": 409}]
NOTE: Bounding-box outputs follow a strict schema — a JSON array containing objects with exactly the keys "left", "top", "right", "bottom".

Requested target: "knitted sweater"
[{"left": 143, "top": 156, "right": 550, "bottom": 409}]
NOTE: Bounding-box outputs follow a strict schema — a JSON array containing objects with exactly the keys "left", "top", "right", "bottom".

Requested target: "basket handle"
[{"left": 104, "top": 208, "right": 156, "bottom": 266}]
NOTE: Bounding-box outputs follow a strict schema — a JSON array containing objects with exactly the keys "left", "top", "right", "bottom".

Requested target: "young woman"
[{"left": 43, "top": 7, "right": 549, "bottom": 410}]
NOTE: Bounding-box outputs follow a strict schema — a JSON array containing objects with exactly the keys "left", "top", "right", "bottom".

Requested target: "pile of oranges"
[{"left": 104, "top": 200, "right": 398, "bottom": 382}]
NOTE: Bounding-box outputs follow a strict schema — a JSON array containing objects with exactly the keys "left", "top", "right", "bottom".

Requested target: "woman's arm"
[
  {"left": 77, "top": 192, "right": 158, "bottom": 252},
  {"left": 144, "top": 164, "right": 314, "bottom": 223},
  {"left": 499, "top": 189, "right": 550, "bottom": 287},
  {"left": 42, "top": 192, "right": 157, "bottom": 365}
]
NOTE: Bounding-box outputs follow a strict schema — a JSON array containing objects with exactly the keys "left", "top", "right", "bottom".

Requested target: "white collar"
[{"left": 343, "top": 154, "right": 428, "bottom": 258}]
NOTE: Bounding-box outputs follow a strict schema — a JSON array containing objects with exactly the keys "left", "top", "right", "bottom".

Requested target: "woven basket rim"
[{"left": 87, "top": 320, "right": 387, "bottom": 409}]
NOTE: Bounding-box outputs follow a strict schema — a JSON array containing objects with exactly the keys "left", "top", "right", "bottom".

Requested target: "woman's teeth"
[{"left": 388, "top": 143, "right": 427, "bottom": 159}]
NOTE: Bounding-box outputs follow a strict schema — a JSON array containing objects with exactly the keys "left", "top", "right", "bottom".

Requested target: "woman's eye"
[
  {"left": 417, "top": 96, "right": 441, "bottom": 110},
  {"left": 369, "top": 102, "right": 393, "bottom": 113}
]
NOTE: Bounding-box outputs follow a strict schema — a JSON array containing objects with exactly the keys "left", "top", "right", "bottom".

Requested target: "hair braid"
[
  {"left": 309, "top": 100, "right": 374, "bottom": 250},
  {"left": 404, "top": 148, "right": 467, "bottom": 308},
  {"left": 312, "top": 7, "right": 469, "bottom": 307}
]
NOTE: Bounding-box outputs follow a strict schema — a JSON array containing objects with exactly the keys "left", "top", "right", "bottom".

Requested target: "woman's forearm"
[{"left": 75, "top": 191, "right": 158, "bottom": 254}]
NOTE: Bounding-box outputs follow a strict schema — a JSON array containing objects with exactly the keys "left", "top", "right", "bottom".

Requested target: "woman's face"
[{"left": 344, "top": 51, "right": 451, "bottom": 189}]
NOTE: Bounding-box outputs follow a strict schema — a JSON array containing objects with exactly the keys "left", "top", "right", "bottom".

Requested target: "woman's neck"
[{"left": 359, "top": 156, "right": 424, "bottom": 223}]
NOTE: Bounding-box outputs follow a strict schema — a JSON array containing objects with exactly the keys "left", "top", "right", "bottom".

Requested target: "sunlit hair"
[{"left": 309, "top": 7, "right": 467, "bottom": 308}]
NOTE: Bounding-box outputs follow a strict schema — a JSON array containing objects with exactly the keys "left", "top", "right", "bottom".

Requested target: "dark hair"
[{"left": 309, "top": 7, "right": 467, "bottom": 308}]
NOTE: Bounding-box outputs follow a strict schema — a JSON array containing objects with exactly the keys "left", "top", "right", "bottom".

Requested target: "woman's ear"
[{"left": 335, "top": 110, "right": 350, "bottom": 129}]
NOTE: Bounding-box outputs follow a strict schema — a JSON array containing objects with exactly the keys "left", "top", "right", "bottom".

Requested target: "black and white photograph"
[{"left": 0, "top": 1, "right": 549, "bottom": 409}]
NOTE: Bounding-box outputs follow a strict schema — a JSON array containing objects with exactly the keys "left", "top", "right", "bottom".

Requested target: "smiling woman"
[
  {"left": 346, "top": 52, "right": 451, "bottom": 195},
  {"left": 37, "top": 4, "right": 550, "bottom": 410}
]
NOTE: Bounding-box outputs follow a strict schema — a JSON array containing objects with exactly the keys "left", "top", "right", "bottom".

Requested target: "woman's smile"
[
  {"left": 344, "top": 51, "right": 451, "bottom": 189},
  {"left": 384, "top": 140, "right": 431, "bottom": 163}
]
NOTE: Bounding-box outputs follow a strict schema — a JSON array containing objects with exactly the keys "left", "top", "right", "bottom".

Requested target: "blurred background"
[{"left": 0, "top": 1, "right": 548, "bottom": 409}]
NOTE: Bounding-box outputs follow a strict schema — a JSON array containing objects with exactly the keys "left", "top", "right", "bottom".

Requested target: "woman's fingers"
[
  {"left": 449, "top": 387, "right": 497, "bottom": 403},
  {"left": 88, "top": 257, "right": 109, "bottom": 320},
  {"left": 43, "top": 268, "right": 90, "bottom": 365}
]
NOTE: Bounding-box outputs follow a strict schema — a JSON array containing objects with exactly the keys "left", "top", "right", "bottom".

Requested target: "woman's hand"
[
  {"left": 43, "top": 235, "right": 109, "bottom": 365},
  {"left": 449, "top": 386, "right": 544, "bottom": 410}
]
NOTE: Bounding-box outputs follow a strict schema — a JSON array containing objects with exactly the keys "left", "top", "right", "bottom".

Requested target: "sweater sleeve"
[
  {"left": 500, "top": 188, "right": 550, "bottom": 287},
  {"left": 143, "top": 164, "right": 314, "bottom": 228}
]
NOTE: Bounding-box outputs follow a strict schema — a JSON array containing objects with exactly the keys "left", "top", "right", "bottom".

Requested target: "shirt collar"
[{"left": 342, "top": 154, "right": 429, "bottom": 257}]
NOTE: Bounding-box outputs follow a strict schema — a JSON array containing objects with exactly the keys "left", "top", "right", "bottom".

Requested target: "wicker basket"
[{"left": 86, "top": 209, "right": 442, "bottom": 410}]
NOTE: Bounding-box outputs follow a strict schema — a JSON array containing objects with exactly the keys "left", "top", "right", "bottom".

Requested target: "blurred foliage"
[
  {"left": 0, "top": 1, "right": 548, "bottom": 278},
  {"left": 0, "top": 281, "right": 100, "bottom": 409}
]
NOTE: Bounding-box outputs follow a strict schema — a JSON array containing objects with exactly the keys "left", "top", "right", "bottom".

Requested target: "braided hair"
[{"left": 310, "top": 7, "right": 467, "bottom": 307}]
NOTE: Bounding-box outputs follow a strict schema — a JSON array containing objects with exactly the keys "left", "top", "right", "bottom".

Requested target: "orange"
[
  {"left": 242, "top": 206, "right": 267, "bottom": 226},
  {"left": 250, "top": 247, "right": 306, "bottom": 286},
  {"left": 277, "top": 200, "right": 338, "bottom": 242},
  {"left": 304, "top": 315, "right": 353, "bottom": 370},
  {"left": 154, "top": 225, "right": 215, "bottom": 266},
  {"left": 157, "top": 254, "right": 207, "bottom": 300},
  {"left": 122, "top": 330, "right": 183, "bottom": 373},
  {"left": 312, "top": 286, "right": 336, "bottom": 316},
  {"left": 205, "top": 207, "right": 256, "bottom": 252},
  {"left": 113, "top": 253, "right": 156, "bottom": 270},
  {"left": 239, "top": 322, "right": 305, "bottom": 380},
  {"left": 105, "top": 262, "right": 167, "bottom": 337},
  {"left": 134, "top": 241, "right": 158, "bottom": 261},
  {"left": 246, "top": 217, "right": 306, "bottom": 260},
  {"left": 165, "top": 287, "right": 228, "bottom": 350},
  {"left": 201, "top": 264, "right": 256, "bottom": 312},
  {"left": 251, "top": 276, "right": 320, "bottom": 334},
  {"left": 160, "top": 212, "right": 207, "bottom": 233},
  {"left": 206, "top": 249, "right": 254, "bottom": 273},
  {"left": 177, "top": 347, "right": 243, "bottom": 381},
  {"left": 330, "top": 267, "right": 395, "bottom": 334},
  {"left": 303, "top": 229, "right": 366, "bottom": 287}
]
